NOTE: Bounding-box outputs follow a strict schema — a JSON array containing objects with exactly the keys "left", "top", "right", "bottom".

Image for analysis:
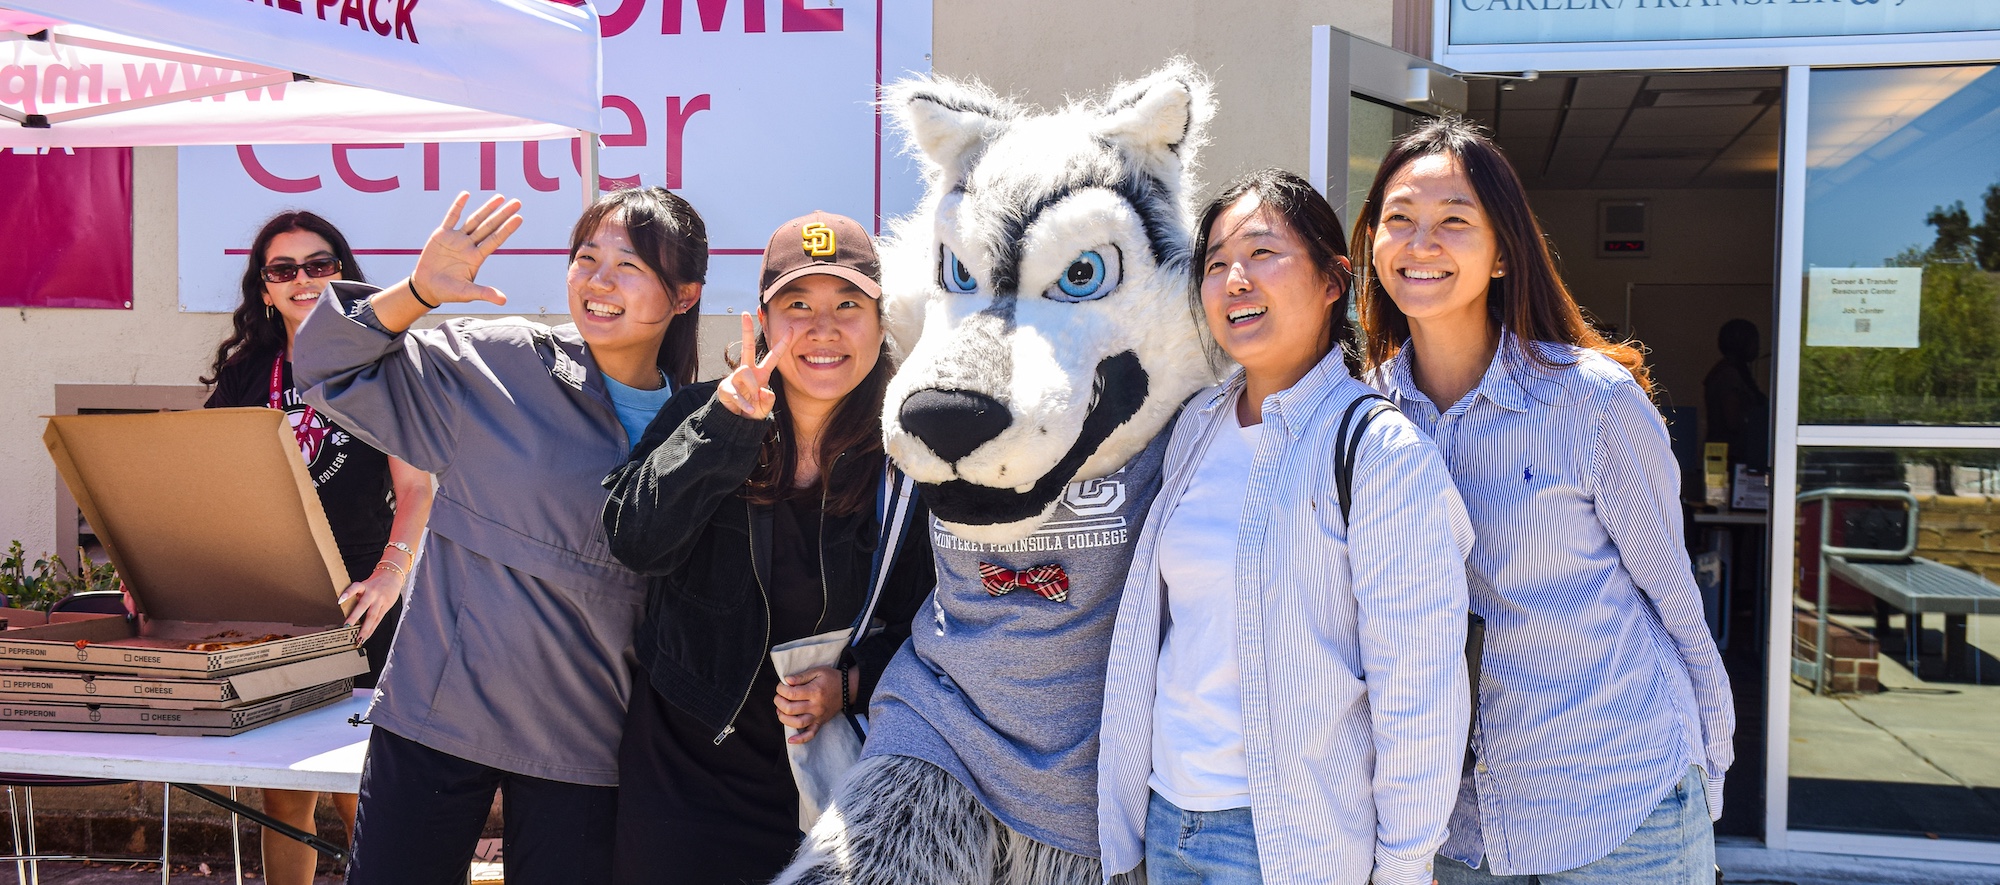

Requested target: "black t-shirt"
[
  {"left": 206, "top": 350, "right": 394, "bottom": 569},
  {"left": 620, "top": 494, "right": 857, "bottom": 883},
  {"left": 206, "top": 350, "right": 402, "bottom": 687}
]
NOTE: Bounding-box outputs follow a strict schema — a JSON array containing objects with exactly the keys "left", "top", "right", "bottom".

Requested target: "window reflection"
[
  {"left": 1801, "top": 66, "right": 2000, "bottom": 426},
  {"left": 1347, "top": 96, "right": 1420, "bottom": 229},
  {"left": 1790, "top": 447, "right": 2000, "bottom": 840}
]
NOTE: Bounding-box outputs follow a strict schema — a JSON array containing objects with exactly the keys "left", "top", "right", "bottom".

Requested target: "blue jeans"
[
  {"left": 1435, "top": 767, "right": 1715, "bottom": 885},
  {"left": 1145, "top": 791, "right": 1263, "bottom": 885}
]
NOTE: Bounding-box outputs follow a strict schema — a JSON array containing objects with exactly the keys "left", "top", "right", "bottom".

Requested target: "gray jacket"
[{"left": 293, "top": 282, "right": 646, "bottom": 786}]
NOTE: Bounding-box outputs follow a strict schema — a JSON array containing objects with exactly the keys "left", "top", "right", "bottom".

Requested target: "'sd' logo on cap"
[{"left": 802, "top": 222, "right": 836, "bottom": 258}]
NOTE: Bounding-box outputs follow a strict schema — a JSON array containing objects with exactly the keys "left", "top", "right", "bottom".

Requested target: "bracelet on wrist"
[
  {"left": 837, "top": 658, "right": 853, "bottom": 713},
  {"left": 407, "top": 277, "right": 439, "bottom": 309},
  {"left": 384, "top": 540, "right": 417, "bottom": 561},
  {"left": 372, "top": 560, "right": 408, "bottom": 577}
]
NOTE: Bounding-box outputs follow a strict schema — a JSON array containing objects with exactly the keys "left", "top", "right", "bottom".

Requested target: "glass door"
[
  {"left": 1345, "top": 95, "right": 1425, "bottom": 228},
  {"left": 1309, "top": 26, "right": 1463, "bottom": 222},
  {"left": 1774, "top": 61, "right": 2000, "bottom": 862}
]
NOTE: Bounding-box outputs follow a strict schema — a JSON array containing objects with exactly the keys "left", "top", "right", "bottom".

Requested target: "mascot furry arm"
[{"left": 775, "top": 62, "right": 1218, "bottom": 885}]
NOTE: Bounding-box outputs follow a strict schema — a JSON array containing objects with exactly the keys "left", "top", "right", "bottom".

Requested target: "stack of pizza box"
[{"left": 0, "top": 409, "right": 373, "bottom": 736}]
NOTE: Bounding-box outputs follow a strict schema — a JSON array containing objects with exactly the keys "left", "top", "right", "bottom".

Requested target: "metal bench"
[{"left": 1801, "top": 488, "right": 2000, "bottom": 690}]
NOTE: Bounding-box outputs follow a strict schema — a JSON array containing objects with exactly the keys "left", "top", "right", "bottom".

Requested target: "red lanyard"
[{"left": 269, "top": 354, "right": 318, "bottom": 461}]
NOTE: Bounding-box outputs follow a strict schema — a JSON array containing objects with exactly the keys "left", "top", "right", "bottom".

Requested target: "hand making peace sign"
[{"left": 717, "top": 313, "right": 796, "bottom": 421}]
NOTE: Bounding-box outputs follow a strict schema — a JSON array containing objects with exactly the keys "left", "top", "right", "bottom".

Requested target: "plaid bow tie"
[{"left": 978, "top": 562, "right": 1070, "bottom": 603}]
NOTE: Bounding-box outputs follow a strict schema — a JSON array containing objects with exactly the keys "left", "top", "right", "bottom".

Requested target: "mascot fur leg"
[{"left": 775, "top": 756, "right": 1131, "bottom": 885}]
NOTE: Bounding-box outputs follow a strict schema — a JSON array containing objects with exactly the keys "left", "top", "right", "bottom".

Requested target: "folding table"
[{"left": 0, "top": 690, "right": 370, "bottom": 882}]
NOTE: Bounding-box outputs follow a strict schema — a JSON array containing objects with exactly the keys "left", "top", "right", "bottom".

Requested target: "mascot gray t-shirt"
[{"left": 866, "top": 429, "right": 1170, "bottom": 856}]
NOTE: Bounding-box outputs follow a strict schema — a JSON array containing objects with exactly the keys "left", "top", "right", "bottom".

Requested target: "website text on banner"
[{"left": 177, "top": 0, "right": 933, "bottom": 317}]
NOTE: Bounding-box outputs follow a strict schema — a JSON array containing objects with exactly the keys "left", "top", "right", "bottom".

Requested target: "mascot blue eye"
[
  {"left": 940, "top": 247, "right": 979, "bottom": 294},
  {"left": 1045, "top": 247, "right": 1122, "bottom": 303}
]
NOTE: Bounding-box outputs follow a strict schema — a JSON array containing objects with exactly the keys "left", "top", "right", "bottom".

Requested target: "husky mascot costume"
[{"left": 774, "top": 62, "right": 1219, "bottom": 885}]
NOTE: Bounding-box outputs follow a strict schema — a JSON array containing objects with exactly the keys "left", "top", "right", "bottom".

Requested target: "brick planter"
[
  {"left": 0, "top": 782, "right": 280, "bottom": 869},
  {"left": 1793, "top": 610, "right": 1881, "bottom": 694}
]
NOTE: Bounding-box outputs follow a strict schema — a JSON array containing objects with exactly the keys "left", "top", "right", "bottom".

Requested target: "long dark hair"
[
  {"left": 569, "top": 187, "right": 707, "bottom": 387},
  {"left": 1191, "top": 167, "right": 1357, "bottom": 374},
  {"left": 201, "top": 211, "right": 365, "bottom": 385},
  {"left": 1351, "top": 115, "right": 1652, "bottom": 394},
  {"left": 741, "top": 331, "right": 894, "bottom": 519}
]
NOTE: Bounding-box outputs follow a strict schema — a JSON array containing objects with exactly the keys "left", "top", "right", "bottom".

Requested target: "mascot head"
[{"left": 879, "top": 61, "right": 1219, "bottom": 544}]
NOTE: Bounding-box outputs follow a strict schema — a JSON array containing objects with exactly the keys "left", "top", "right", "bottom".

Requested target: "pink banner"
[{"left": 0, "top": 147, "right": 133, "bottom": 309}]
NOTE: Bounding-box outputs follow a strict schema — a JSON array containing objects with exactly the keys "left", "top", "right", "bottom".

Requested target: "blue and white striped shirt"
[
  {"left": 1373, "top": 335, "right": 1736, "bottom": 876},
  {"left": 1100, "top": 353, "right": 1474, "bottom": 885}
]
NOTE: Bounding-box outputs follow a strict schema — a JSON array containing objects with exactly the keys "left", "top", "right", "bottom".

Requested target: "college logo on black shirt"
[{"left": 278, "top": 386, "right": 353, "bottom": 486}]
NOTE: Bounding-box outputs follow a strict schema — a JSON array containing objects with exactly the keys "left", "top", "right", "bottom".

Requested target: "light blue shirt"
[
  {"left": 1372, "top": 334, "right": 1735, "bottom": 876},
  {"left": 1100, "top": 352, "right": 1474, "bottom": 885},
  {"left": 603, "top": 371, "right": 673, "bottom": 451}
]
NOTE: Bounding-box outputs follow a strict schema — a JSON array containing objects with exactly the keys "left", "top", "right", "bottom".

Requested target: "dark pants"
[
  {"left": 346, "top": 727, "right": 617, "bottom": 885},
  {"left": 611, "top": 673, "right": 803, "bottom": 885}
]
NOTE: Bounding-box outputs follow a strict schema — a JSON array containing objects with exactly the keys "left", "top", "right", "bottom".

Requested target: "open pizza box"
[
  {"left": 0, "top": 607, "right": 122, "bottom": 632},
  {"left": 3, "top": 409, "right": 364, "bottom": 678}
]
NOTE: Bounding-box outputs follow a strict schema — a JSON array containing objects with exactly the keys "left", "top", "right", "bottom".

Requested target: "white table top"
[{"left": 0, "top": 690, "right": 371, "bottom": 794}]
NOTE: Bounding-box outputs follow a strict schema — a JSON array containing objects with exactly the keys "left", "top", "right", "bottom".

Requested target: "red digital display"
[{"left": 1602, "top": 240, "right": 1646, "bottom": 253}]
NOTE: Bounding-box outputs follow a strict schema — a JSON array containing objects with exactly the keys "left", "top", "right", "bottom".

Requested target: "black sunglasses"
[{"left": 261, "top": 257, "right": 342, "bottom": 284}]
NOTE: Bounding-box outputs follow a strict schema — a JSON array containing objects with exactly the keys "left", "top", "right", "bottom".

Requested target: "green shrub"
[{"left": 0, "top": 541, "right": 120, "bottom": 612}]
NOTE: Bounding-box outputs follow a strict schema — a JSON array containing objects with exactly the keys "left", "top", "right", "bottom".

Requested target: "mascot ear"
[
  {"left": 1095, "top": 60, "right": 1214, "bottom": 184},
  {"left": 891, "top": 78, "right": 1017, "bottom": 184}
]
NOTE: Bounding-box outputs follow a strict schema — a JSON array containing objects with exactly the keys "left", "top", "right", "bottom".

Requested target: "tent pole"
[{"left": 580, "top": 130, "right": 601, "bottom": 209}]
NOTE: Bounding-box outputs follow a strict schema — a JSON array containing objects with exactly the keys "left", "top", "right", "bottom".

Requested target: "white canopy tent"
[{"left": 0, "top": 0, "right": 600, "bottom": 155}]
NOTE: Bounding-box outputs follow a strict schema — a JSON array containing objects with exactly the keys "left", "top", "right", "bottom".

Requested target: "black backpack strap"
[
  {"left": 1333, "top": 393, "right": 1395, "bottom": 524},
  {"left": 1332, "top": 393, "right": 1484, "bottom": 772}
]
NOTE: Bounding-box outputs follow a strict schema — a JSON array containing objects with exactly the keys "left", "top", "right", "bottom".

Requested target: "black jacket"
[{"left": 601, "top": 380, "right": 935, "bottom": 742}]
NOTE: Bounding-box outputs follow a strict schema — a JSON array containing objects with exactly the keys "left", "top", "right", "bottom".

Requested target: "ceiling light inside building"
[{"left": 1643, "top": 89, "right": 1776, "bottom": 107}]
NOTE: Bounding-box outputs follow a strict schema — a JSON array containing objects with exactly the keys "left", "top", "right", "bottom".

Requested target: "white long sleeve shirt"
[{"left": 1099, "top": 353, "right": 1474, "bottom": 885}]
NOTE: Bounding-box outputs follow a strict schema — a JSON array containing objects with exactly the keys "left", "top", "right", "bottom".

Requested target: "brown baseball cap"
[{"left": 758, "top": 211, "right": 882, "bottom": 303}]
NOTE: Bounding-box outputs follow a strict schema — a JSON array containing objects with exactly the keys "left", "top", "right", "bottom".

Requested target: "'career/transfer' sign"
[{"left": 1450, "top": 0, "right": 2000, "bottom": 47}]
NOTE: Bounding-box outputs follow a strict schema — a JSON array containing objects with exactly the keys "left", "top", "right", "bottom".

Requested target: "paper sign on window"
[{"left": 1806, "top": 268, "right": 1922, "bottom": 349}]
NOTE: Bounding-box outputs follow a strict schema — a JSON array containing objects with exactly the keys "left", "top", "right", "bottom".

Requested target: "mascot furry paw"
[{"left": 773, "top": 61, "right": 1217, "bottom": 885}]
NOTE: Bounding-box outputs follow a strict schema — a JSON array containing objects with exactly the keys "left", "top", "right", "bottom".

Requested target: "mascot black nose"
[{"left": 899, "top": 389, "right": 1013, "bottom": 464}]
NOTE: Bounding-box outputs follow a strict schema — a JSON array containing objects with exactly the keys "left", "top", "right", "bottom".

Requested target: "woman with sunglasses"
[
  {"left": 291, "top": 188, "right": 706, "bottom": 884},
  {"left": 1354, "top": 117, "right": 1733, "bottom": 885},
  {"left": 199, "top": 210, "right": 435, "bottom": 885}
]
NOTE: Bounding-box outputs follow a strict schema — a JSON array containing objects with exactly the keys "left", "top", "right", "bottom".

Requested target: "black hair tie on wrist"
[
  {"left": 408, "top": 277, "right": 439, "bottom": 309},
  {"left": 837, "top": 658, "right": 853, "bottom": 714}
]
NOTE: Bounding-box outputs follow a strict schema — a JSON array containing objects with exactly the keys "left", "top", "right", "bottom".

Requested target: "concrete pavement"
[{"left": 1720, "top": 838, "right": 2000, "bottom": 885}]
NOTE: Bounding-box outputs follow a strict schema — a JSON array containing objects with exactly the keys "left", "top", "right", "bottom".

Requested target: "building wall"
[
  {"left": 0, "top": 147, "right": 227, "bottom": 562},
  {"left": 932, "top": 0, "right": 1394, "bottom": 202}
]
